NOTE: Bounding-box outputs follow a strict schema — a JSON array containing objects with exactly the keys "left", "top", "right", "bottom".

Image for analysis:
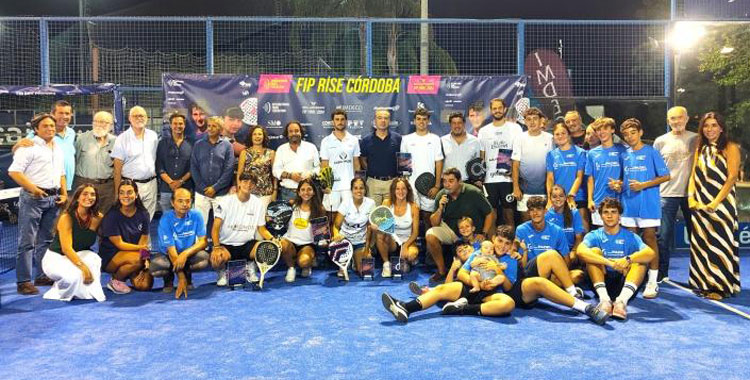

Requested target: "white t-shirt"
[
  {"left": 337, "top": 197, "right": 375, "bottom": 244},
  {"left": 319, "top": 131, "right": 361, "bottom": 191},
  {"left": 653, "top": 130, "right": 698, "bottom": 197},
  {"left": 511, "top": 131, "right": 554, "bottom": 195},
  {"left": 477, "top": 121, "right": 523, "bottom": 183},
  {"left": 400, "top": 132, "right": 443, "bottom": 211},
  {"left": 110, "top": 127, "right": 159, "bottom": 180},
  {"left": 272, "top": 141, "right": 320, "bottom": 190},
  {"left": 440, "top": 133, "right": 481, "bottom": 181},
  {"left": 284, "top": 208, "right": 313, "bottom": 245},
  {"left": 214, "top": 194, "right": 266, "bottom": 246}
]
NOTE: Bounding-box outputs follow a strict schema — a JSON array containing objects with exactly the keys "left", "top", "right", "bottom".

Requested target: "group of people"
[{"left": 8, "top": 99, "right": 741, "bottom": 325}]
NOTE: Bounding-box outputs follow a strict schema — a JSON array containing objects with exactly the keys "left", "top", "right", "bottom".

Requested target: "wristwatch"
[{"left": 625, "top": 255, "right": 632, "bottom": 264}]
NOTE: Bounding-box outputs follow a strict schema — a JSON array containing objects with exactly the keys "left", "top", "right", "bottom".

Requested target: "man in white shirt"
[
  {"left": 477, "top": 98, "right": 524, "bottom": 226},
  {"left": 441, "top": 111, "right": 481, "bottom": 183},
  {"left": 8, "top": 114, "right": 68, "bottom": 295},
  {"left": 111, "top": 106, "right": 160, "bottom": 219},
  {"left": 272, "top": 121, "right": 320, "bottom": 202},
  {"left": 512, "top": 107, "right": 554, "bottom": 221},
  {"left": 210, "top": 173, "right": 274, "bottom": 286},
  {"left": 653, "top": 106, "right": 698, "bottom": 281},
  {"left": 320, "top": 109, "right": 361, "bottom": 214},
  {"left": 400, "top": 108, "right": 443, "bottom": 224}
]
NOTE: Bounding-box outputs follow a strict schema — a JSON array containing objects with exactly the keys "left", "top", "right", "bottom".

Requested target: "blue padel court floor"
[{"left": 1, "top": 254, "right": 748, "bottom": 379}]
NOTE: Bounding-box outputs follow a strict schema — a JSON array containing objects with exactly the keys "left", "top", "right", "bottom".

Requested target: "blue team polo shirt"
[
  {"left": 546, "top": 146, "right": 587, "bottom": 201},
  {"left": 544, "top": 208, "right": 585, "bottom": 249},
  {"left": 621, "top": 144, "right": 669, "bottom": 220},
  {"left": 585, "top": 144, "right": 626, "bottom": 206},
  {"left": 515, "top": 221, "right": 570, "bottom": 260},
  {"left": 582, "top": 227, "right": 647, "bottom": 260},
  {"left": 158, "top": 209, "right": 206, "bottom": 254}
]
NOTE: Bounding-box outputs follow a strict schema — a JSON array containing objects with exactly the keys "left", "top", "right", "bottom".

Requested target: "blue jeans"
[
  {"left": 159, "top": 191, "right": 173, "bottom": 213},
  {"left": 16, "top": 191, "right": 60, "bottom": 283},
  {"left": 657, "top": 196, "right": 691, "bottom": 279}
]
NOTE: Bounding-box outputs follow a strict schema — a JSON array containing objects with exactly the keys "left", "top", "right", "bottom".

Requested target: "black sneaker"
[
  {"left": 408, "top": 281, "right": 425, "bottom": 296},
  {"left": 381, "top": 293, "right": 409, "bottom": 323},
  {"left": 442, "top": 297, "right": 469, "bottom": 315},
  {"left": 584, "top": 304, "right": 609, "bottom": 325}
]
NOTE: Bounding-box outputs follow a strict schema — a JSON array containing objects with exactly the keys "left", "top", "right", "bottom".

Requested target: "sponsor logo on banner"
[
  {"left": 407, "top": 75, "right": 441, "bottom": 95},
  {"left": 166, "top": 79, "right": 184, "bottom": 87},
  {"left": 239, "top": 98, "right": 258, "bottom": 125},
  {"left": 258, "top": 74, "right": 293, "bottom": 93},
  {"left": 337, "top": 104, "right": 364, "bottom": 113},
  {"left": 263, "top": 102, "right": 290, "bottom": 114},
  {"left": 524, "top": 49, "right": 575, "bottom": 120},
  {"left": 266, "top": 120, "right": 282, "bottom": 129},
  {"left": 302, "top": 102, "right": 326, "bottom": 115}
]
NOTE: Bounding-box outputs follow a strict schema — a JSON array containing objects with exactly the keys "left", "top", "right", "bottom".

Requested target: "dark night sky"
[{"left": 0, "top": 0, "right": 662, "bottom": 19}]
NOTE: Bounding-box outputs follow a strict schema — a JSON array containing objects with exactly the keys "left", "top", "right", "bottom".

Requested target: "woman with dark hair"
[
  {"left": 545, "top": 185, "right": 585, "bottom": 265},
  {"left": 332, "top": 177, "right": 375, "bottom": 275},
  {"left": 237, "top": 125, "right": 276, "bottom": 209},
  {"left": 99, "top": 179, "right": 151, "bottom": 294},
  {"left": 546, "top": 121, "right": 589, "bottom": 231},
  {"left": 374, "top": 177, "right": 420, "bottom": 277},
  {"left": 281, "top": 178, "right": 326, "bottom": 282},
  {"left": 687, "top": 112, "right": 741, "bottom": 299},
  {"left": 41, "top": 183, "right": 105, "bottom": 302}
]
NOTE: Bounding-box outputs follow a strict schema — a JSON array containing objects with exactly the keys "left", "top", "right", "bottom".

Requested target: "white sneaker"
[
  {"left": 382, "top": 261, "right": 392, "bottom": 278},
  {"left": 216, "top": 269, "right": 227, "bottom": 287},
  {"left": 442, "top": 297, "right": 469, "bottom": 315},
  {"left": 301, "top": 267, "right": 312, "bottom": 278},
  {"left": 643, "top": 282, "right": 659, "bottom": 299},
  {"left": 246, "top": 261, "right": 259, "bottom": 283},
  {"left": 285, "top": 267, "right": 296, "bottom": 283}
]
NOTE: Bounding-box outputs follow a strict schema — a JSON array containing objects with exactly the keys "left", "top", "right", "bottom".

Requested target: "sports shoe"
[
  {"left": 216, "top": 269, "right": 228, "bottom": 287},
  {"left": 643, "top": 282, "right": 659, "bottom": 299},
  {"left": 584, "top": 304, "right": 609, "bottom": 325},
  {"left": 33, "top": 274, "right": 54, "bottom": 286},
  {"left": 572, "top": 286, "right": 584, "bottom": 300},
  {"left": 246, "top": 261, "right": 259, "bottom": 283},
  {"left": 597, "top": 299, "right": 613, "bottom": 315},
  {"left": 285, "top": 267, "right": 297, "bottom": 283},
  {"left": 409, "top": 281, "right": 429, "bottom": 296},
  {"left": 106, "top": 279, "right": 132, "bottom": 294},
  {"left": 381, "top": 293, "right": 409, "bottom": 322},
  {"left": 381, "top": 261, "right": 392, "bottom": 278},
  {"left": 442, "top": 297, "right": 469, "bottom": 315},
  {"left": 301, "top": 267, "right": 312, "bottom": 278},
  {"left": 16, "top": 282, "right": 39, "bottom": 295},
  {"left": 612, "top": 300, "right": 628, "bottom": 320}
]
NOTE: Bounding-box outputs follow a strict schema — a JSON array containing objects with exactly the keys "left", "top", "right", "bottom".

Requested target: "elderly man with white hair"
[
  {"left": 73, "top": 110, "right": 117, "bottom": 214},
  {"left": 111, "top": 106, "right": 159, "bottom": 219}
]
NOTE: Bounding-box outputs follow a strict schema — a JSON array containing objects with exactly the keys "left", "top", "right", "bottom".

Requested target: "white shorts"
[
  {"left": 323, "top": 190, "right": 352, "bottom": 211},
  {"left": 516, "top": 194, "right": 545, "bottom": 212},
  {"left": 425, "top": 222, "right": 459, "bottom": 245},
  {"left": 620, "top": 217, "right": 660, "bottom": 228}
]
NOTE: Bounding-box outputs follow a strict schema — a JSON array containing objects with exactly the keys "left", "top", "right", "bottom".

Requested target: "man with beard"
[
  {"left": 319, "top": 109, "right": 361, "bottom": 214},
  {"left": 111, "top": 106, "right": 160, "bottom": 219},
  {"left": 72, "top": 111, "right": 117, "bottom": 213},
  {"left": 564, "top": 110, "right": 587, "bottom": 148},
  {"left": 441, "top": 112, "right": 482, "bottom": 185},
  {"left": 477, "top": 98, "right": 524, "bottom": 227},
  {"left": 189, "top": 102, "right": 208, "bottom": 141},
  {"left": 14, "top": 100, "right": 76, "bottom": 192},
  {"left": 156, "top": 113, "right": 193, "bottom": 212},
  {"left": 272, "top": 120, "right": 320, "bottom": 202}
]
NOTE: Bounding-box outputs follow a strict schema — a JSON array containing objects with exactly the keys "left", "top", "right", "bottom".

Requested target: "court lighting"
[{"left": 670, "top": 22, "right": 706, "bottom": 52}]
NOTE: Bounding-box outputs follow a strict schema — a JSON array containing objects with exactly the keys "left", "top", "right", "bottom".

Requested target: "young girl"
[
  {"left": 99, "top": 179, "right": 151, "bottom": 294},
  {"left": 41, "top": 184, "right": 106, "bottom": 302},
  {"left": 332, "top": 177, "right": 375, "bottom": 276},
  {"left": 280, "top": 178, "right": 326, "bottom": 283},
  {"left": 545, "top": 185, "right": 586, "bottom": 263},
  {"left": 546, "top": 121, "right": 589, "bottom": 231},
  {"left": 374, "top": 177, "right": 419, "bottom": 278}
]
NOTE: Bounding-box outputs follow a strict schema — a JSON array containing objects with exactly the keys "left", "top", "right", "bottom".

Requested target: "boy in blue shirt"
[
  {"left": 515, "top": 196, "right": 583, "bottom": 299},
  {"left": 585, "top": 117, "right": 626, "bottom": 226},
  {"left": 619, "top": 118, "right": 670, "bottom": 299},
  {"left": 577, "top": 198, "right": 655, "bottom": 320},
  {"left": 150, "top": 188, "right": 209, "bottom": 299},
  {"left": 381, "top": 225, "right": 608, "bottom": 325}
]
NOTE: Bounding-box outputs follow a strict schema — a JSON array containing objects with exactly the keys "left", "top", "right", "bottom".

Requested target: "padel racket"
[
  {"left": 369, "top": 205, "right": 402, "bottom": 245},
  {"left": 266, "top": 201, "right": 293, "bottom": 236},
  {"left": 254, "top": 240, "right": 281, "bottom": 289},
  {"left": 465, "top": 157, "right": 489, "bottom": 196},
  {"left": 318, "top": 166, "right": 334, "bottom": 191},
  {"left": 414, "top": 172, "right": 435, "bottom": 197},
  {"left": 328, "top": 239, "right": 354, "bottom": 281},
  {"left": 514, "top": 97, "right": 530, "bottom": 125}
]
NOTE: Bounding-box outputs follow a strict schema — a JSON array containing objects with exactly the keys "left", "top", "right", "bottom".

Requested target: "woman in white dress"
[
  {"left": 375, "top": 177, "right": 420, "bottom": 278},
  {"left": 41, "top": 183, "right": 106, "bottom": 302}
]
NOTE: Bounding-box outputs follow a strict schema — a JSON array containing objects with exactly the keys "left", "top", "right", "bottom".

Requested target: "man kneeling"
[
  {"left": 577, "top": 197, "right": 655, "bottom": 320},
  {"left": 150, "top": 188, "right": 209, "bottom": 299}
]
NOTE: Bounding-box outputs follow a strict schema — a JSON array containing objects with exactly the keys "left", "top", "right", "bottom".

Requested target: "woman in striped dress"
[{"left": 687, "top": 112, "right": 741, "bottom": 300}]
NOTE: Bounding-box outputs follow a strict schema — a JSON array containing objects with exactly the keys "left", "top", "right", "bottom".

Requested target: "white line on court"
[{"left": 664, "top": 279, "right": 750, "bottom": 321}]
